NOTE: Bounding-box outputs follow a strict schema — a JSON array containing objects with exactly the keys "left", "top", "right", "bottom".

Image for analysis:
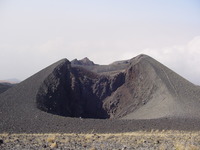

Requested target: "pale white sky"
[{"left": 0, "top": 0, "right": 200, "bottom": 84}]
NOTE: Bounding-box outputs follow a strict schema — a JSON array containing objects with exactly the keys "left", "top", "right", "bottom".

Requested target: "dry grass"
[
  {"left": 47, "top": 135, "right": 56, "bottom": 143},
  {"left": 1, "top": 130, "right": 200, "bottom": 149},
  {"left": 50, "top": 142, "right": 57, "bottom": 149}
]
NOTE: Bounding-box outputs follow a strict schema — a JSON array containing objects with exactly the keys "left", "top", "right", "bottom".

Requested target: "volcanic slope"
[
  {"left": 0, "top": 83, "right": 13, "bottom": 94},
  {"left": 1, "top": 54, "right": 200, "bottom": 133},
  {"left": 120, "top": 55, "right": 200, "bottom": 119}
]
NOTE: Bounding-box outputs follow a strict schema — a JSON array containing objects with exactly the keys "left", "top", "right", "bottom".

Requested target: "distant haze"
[
  {"left": 0, "top": 78, "right": 20, "bottom": 83},
  {"left": 0, "top": 0, "right": 200, "bottom": 85}
]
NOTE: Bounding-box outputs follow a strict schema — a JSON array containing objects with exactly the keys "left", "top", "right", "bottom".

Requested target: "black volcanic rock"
[
  {"left": 80, "top": 57, "right": 95, "bottom": 65},
  {"left": 71, "top": 57, "right": 96, "bottom": 66},
  {"left": 71, "top": 59, "right": 81, "bottom": 65}
]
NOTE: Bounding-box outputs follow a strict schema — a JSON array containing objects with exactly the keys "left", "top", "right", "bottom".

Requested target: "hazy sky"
[{"left": 1, "top": 0, "right": 200, "bottom": 84}]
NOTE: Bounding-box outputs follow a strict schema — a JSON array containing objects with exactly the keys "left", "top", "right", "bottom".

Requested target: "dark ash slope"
[
  {"left": 122, "top": 55, "right": 200, "bottom": 119},
  {"left": 0, "top": 83, "right": 13, "bottom": 94}
]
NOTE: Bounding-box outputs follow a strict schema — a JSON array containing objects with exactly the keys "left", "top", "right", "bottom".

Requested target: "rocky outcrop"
[
  {"left": 36, "top": 60, "right": 72, "bottom": 116},
  {"left": 71, "top": 57, "right": 96, "bottom": 66}
]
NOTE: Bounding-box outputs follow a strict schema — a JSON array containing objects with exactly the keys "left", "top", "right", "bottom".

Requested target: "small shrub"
[
  {"left": 50, "top": 142, "right": 58, "bottom": 149},
  {"left": 89, "top": 147, "right": 97, "bottom": 150},
  {"left": 47, "top": 135, "right": 55, "bottom": 143}
]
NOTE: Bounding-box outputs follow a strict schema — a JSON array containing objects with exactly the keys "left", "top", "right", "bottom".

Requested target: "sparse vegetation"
[
  {"left": 50, "top": 142, "right": 57, "bottom": 149},
  {"left": 47, "top": 135, "right": 56, "bottom": 143},
  {"left": 1, "top": 131, "right": 200, "bottom": 149}
]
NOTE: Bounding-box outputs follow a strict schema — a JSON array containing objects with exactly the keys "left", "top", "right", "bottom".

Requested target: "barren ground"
[{"left": 1, "top": 131, "right": 200, "bottom": 150}]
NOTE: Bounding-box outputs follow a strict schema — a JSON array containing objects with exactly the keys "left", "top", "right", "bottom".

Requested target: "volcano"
[{"left": 1, "top": 54, "right": 200, "bottom": 133}]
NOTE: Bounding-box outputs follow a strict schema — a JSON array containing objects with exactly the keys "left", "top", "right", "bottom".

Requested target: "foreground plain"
[{"left": 0, "top": 131, "right": 200, "bottom": 150}]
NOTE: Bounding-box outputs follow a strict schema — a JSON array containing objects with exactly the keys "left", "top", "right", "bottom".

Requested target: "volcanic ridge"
[{"left": 1, "top": 54, "right": 200, "bottom": 133}]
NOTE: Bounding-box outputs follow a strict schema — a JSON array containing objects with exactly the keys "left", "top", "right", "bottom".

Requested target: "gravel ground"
[{"left": 1, "top": 131, "right": 200, "bottom": 150}]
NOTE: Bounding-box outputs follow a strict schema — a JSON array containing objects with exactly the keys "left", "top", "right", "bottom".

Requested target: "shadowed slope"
[{"left": 0, "top": 83, "right": 13, "bottom": 94}]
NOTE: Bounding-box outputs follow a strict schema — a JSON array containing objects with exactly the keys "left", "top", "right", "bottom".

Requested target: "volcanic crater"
[
  {"left": 1, "top": 54, "right": 200, "bottom": 133},
  {"left": 36, "top": 56, "right": 127, "bottom": 119}
]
